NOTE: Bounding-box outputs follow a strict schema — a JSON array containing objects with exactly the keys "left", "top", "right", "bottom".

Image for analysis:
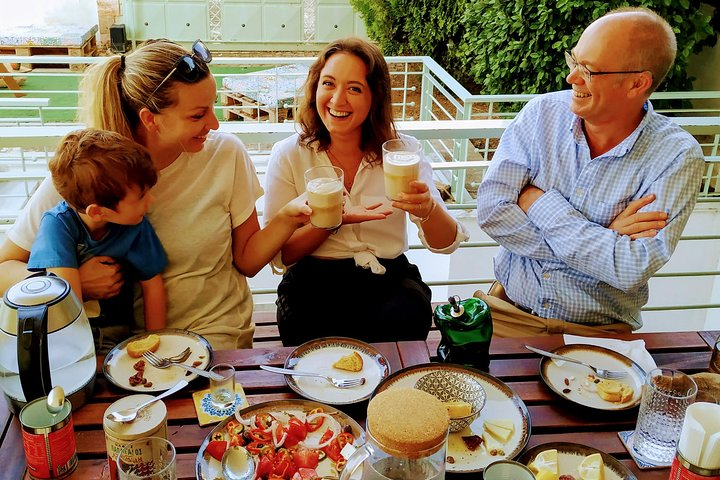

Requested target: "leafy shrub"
[
  {"left": 349, "top": 0, "right": 470, "bottom": 68},
  {"left": 352, "top": 0, "right": 718, "bottom": 95}
]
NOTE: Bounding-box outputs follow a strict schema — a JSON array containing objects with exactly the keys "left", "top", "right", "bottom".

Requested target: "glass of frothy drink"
[
  {"left": 304, "top": 165, "right": 344, "bottom": 230},
  {"left": 382, "top": 138, "right": 421, "bottom": 201}
]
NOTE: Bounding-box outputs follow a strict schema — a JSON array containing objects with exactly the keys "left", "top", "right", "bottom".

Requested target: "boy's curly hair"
[{"left": 50, "top": 129, "right": 157, "bottom": 211}]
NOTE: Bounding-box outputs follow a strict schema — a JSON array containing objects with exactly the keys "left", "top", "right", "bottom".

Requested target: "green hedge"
[{"left": 351, "top": 0, "right": 719, "bottom": 95}]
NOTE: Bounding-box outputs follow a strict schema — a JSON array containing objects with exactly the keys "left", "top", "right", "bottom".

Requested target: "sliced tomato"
[
  {"left": 256, "top": 454, "right": 274, "bottom": 479},
  {"left": 318, "top": 428, "right": 334, "bottom": 444},
  {"left": 297, "top": 468, "right": 319, "bottom": 479},
  {"left": 306, "top": 408, "right": 325, "bottom": 432},
  {"left": 287, "top": 417, "right": 307, "bottom": 441},
  {"left": 293, "top": 448, "right": 319, "bottom": 469},
  {"left": 273, "top": 449, "right": 297, "bottom": 478},
  {"left": 205, "top": 440, "right": 227, "bottom": 462},
  {"left": 321, "top": 439, "right": 342, "bottom": 463}
]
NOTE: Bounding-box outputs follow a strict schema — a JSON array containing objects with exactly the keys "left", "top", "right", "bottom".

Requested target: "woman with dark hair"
[
  {"left": 0, "top": 39, "right": 310, "bottom": 350},
  {"left": 264, "top": 37, "right": 469, "bottom": 346}
]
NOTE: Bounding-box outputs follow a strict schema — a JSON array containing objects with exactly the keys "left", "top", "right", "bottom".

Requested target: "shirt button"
[
  {"left": 575, "top": 188, "right": 584, "bottom": 196},
  {"left": 543, "top": 273, "right": 550, "bottom": 280},
  {"left": 543, "top": 302, "right": 550, "bottom": 309}
]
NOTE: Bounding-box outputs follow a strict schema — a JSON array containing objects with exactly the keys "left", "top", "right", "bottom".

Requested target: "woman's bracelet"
[{"left": 420, "top": 200, "right": 437, "bottom": 224}]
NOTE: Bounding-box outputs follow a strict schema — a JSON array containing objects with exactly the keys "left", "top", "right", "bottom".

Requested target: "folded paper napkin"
[{"left": 563, "top": 334, "right": 657, "bottom": 373}]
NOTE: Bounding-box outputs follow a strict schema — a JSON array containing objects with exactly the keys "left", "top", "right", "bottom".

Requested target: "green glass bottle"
[{"left": 433, "top": 296, "right": 493, "bottom": 372}]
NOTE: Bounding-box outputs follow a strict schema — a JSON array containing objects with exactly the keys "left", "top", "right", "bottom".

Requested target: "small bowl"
[{"left": 415, "top": 369, "right": 486, "bottom": 432}]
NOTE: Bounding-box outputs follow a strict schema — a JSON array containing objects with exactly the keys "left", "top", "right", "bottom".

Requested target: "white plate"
[
  {"left": 518, "top": 442, "right": 637, "bottom": 480},
  {"left": 195, "top": 399, "right": 366, "bottom": 480},
  {"left": 283, "top": 337, "right": 391, "bottom": 405},
  {"left": 103, "top": 328, "right": 213, "bottom": 392},
  {"left": 374, "top": 363, "right": 531, "bottom": 473},
  {"left": 538, "top": 344, "right": 646, "bottom": 410}
]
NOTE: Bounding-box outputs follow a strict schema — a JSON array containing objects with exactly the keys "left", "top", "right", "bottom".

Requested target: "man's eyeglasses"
[
  {"left": 564, "top": 51, "right": 647, "bottom": 83},
  {"left": 146, "top": 39, "right": 213, "bottom": 107}
]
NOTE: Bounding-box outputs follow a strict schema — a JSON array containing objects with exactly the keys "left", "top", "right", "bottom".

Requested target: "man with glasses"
[{"left": 476, "top": 7, "right": 705, "bottom": 336}]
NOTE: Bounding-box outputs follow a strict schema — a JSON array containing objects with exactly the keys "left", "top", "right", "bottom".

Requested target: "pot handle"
[
  {"left": 339, "top": 442, "right": 374, "bottom": 480},
  {"left": 18, "top": 305, "right": 52, "bottom": 402}
]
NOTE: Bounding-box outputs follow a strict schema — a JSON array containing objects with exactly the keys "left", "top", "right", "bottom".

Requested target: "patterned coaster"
[
  {"left": 618, "top": 430, "right": 673, "bottom": 469},
  {"left": 192, "top": 383, "right": 248, "bottom": 426}
]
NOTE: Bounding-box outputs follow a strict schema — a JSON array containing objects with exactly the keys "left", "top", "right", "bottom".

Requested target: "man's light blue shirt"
[{"left": 477, "top": 90, "right": 704, "bottom": 328}]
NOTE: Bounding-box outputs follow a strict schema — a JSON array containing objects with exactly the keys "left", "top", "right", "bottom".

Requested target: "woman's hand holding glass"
[
  {"left": 276, "top": 193, "right": 313, "bottom": 227},
  {"left": 391, "top": 180, "right": 435, "bottom": 221}
]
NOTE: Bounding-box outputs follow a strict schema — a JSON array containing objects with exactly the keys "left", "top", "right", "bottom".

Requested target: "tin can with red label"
[
  {"left": 19, "top": 396, "right": 78, "bottom": 479},
  {"left": 669, "top": 451, "right": 720, "bottom": 480}
]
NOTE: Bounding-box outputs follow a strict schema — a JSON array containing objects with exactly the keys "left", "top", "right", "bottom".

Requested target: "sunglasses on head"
[{"left": 146, "top": 39, "right": 213, "bottom": 107}]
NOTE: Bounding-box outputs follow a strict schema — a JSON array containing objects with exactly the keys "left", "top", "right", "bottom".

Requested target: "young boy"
[{"left": 28, "top": 129, "right": 167, "bottom": 352}]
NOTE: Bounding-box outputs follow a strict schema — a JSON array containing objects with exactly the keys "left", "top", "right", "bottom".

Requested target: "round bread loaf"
[{"left": 367, "top": 387, "right": 449, "bottom": 458}]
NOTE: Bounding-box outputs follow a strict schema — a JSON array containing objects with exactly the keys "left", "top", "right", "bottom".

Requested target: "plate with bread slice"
[
  {"left": 282, "top": 337, "right": 390, "bottom": 405},
  {"left": 373, "top": 363, "right": 531, "bottom": 473},
  {"left": 103, "top": 328, "right": 213, "bottom": 392},
  {"left": 537, "top": 344, "right": 646, "bottom": 410},
  {"left": 518, "top": 442, "right": 637, "bottom": 480}
]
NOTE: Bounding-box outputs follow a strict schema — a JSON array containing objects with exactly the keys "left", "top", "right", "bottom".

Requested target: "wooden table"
[{"left": 1, "top": 331, "right": 716, "bottom": 479}]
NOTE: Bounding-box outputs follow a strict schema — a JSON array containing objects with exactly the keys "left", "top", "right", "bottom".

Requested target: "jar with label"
[{"left": 103, "top": 394, "right": 168, "bottom": 480}]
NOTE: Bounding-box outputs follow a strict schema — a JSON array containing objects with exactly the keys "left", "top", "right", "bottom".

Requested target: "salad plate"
[
  {"left": 373, "top": 363, "right": 531, "bottom": 473},
  {"left": 196, "top": 399, "right": 365, "bottom": 480},
  {"left": 518, "top": 442, "right": 637, "bottom": 480},
  {"left": 103, "top": 328, "right": 213, "bottom": 392},
  {"left": 283, "top": 337, "right": 390, "bottom": 405},
  {"left": 537, "top": 344, "right": 645, "bottom": 410}
]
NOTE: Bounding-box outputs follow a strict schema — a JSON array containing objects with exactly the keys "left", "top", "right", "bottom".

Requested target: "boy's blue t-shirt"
[{"left": 28, "top": 200, "right": 167, "bottom": 280}]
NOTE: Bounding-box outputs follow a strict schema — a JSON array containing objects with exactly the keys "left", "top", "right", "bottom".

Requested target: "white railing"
[{"left": 2, "top": 55, "right": 720, "bottom": 332}]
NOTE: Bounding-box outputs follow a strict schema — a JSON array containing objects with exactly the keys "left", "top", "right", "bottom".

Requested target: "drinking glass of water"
[
  {"left": 209, "top": 363, "right": 236, "bottom": 410},
  {"left": 633, "top": 368, "right": 697, "bottom": 464}
]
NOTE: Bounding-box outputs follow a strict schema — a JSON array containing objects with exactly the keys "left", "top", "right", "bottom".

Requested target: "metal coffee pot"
[{"left": 0, "top": 273, "right": 96, "bottom": 414}]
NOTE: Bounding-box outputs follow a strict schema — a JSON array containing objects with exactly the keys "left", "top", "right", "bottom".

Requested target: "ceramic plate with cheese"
[
  {"left": 373, "top": 363, "right": 531, "bottom": 473},
  {"left": 518, "top": 442, "right": 637, "bottom": 480},
  {"left": 283, "top": 337, "right": 390, "bottom": 405},
  {"left": 537, "top": 344, "right": 646, "bottom": 410}
]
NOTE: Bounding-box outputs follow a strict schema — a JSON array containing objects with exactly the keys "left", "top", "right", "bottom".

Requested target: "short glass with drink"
[
  {"left": 116, "top": 436, "right": 176, "bottom": 480},
  {"left": 209, "top": 363, "right": 236, "bottom": 410},
  {"left": 382, "top": 138, "right": 421, "bottom": 201},
  {"left": 632, "top": 368, "right": 697, "bottom": 464},
  {"left": 304, "top": 166, "right": 344, "bottom": 230}
]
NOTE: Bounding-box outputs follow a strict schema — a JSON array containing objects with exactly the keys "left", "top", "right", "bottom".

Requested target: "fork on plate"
[
  {"left": 524, "top": 345, "right": 628, "bottom": 380},
  {"left": 142, "top": 350, "right": 224, "bottom": 381},
  {"left": 260, "top": 365, "right": 366, "bottom": 389}
]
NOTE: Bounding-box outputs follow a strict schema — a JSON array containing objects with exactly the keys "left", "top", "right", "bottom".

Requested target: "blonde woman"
[{"left": 0, "top": 39, "right": 309, "bottom": 350}]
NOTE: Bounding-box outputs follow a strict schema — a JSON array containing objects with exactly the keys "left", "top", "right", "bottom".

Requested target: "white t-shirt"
[
  {"left": 9, "top": 132, "right": 262, "bottom": 350},
  {"left": 264, "top": 134, "right": 468, "bottom": 272}
]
